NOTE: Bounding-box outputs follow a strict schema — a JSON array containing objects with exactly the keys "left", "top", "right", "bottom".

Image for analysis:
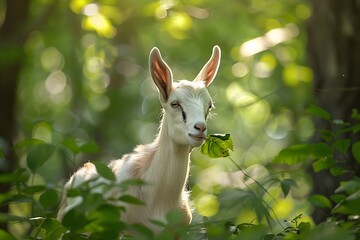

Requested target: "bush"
[{"left": 1, "top": 106, "right": 360, "bottom": 239}]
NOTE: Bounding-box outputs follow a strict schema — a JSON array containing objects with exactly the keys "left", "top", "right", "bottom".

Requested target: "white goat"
[{"left": 57, "top": 46, "right": 221, "bottom": 232}]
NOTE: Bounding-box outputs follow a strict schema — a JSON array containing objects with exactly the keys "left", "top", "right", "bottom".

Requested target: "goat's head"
[{"left": 149, "top": 46, "right": 221, "bottom": 147}]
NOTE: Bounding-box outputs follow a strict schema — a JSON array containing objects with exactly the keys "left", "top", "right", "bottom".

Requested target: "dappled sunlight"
[
  {"left": 40, "top": 47, "right": 64, "bottom": 72},
  {"left": 283, "top": 63, "right": 313, "bottom": 86},
  {"left": 164, "top": 11, "right": 193, "bottom": 39},
  {"left": 195, "top": 194, "right": 219, "bottom": 217},
  {"left": 240, "top": 24, "right": 299, "bottom": 57},
  {"left": 5, "top": 0, "right": 329, "bottom": 238},
  {"left": 32, "top": 122, "right": 52, "bottom": 143}
]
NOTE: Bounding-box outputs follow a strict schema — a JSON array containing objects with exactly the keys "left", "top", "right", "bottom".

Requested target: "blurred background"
[{"left": 1, "top": 0, "right": 359, "bottom": 237}]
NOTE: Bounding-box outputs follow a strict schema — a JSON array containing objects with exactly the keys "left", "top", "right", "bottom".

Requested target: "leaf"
[
  {"left": 333, "top": 190, "right": 360, "bottom": 215},
  {"left": 332, "top": 139, "right": 351, "bottom": 153},
  {"left": 312, "top": 157, "right": 335, "bottom": 172},
  {"left": 273, "top": 143, "right": 332, "bottom": 165},
  {"left": 280, "top": 179, "right": 297, "bottom": 198},
  {"left": 39, "top": 189, "right": 59, "bottom": 210},
  {"left": 13, "top": 138, "right": 45, "bottom": 149},
  {"left": 26, "top": 144, "right": 57, "bottom": 173},
  {"left": 129, "top": 223, "right": 154, "bottom": 238},
  {"left": 62, "top": 208, "right": 87, "bottom": 231},
  {"left": 79, "top": 141, "right": 100, "bottom": 153},
  {"left": 29, "top": 218, "right": 67, "bottom": 240},
  {"left": 21, "top": 185, "right": 47, "bottom": 195},
  {"left": 306, "top": 104, "right": 331, "bottom": 120},
  {"left": 93, "top": 161, "right": 116, "bottom": 181},
  {"left": 200, "top": 133, "right": 233, "bottom": 158},
  {"left": 335, "top": 179, "right": 360, "bottom": 194},
  {"left": 166, "top": 209, "right": 184, "bottom": 226},
  {"left": 119, "top": 195, "right": 145, "bottom": 205},
  {"left": 0, "top": 230, "right": 17, "bottom": 240},
  {"left": 330, "top": 167, "right": 346, "bottom": 176},
  {"left": 308, "top": 194, "right": 332, "bottom": 208},
  {"left": 352, "top": 141, "right": 360, "bottom": 163},
  {"left": 0, "top": 168, "right": 29, "bottom": 183}
]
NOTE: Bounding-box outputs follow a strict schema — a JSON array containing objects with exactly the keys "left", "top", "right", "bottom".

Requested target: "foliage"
[
  {"left": 1, "top": 0, "right": 359, "bottom": 239},
  {"left": 1, "top": 106, "right": 359, "bottom": 239}
]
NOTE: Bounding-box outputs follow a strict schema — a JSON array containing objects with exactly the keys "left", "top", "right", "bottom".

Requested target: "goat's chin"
[{"left": 188, "top": 136, "right": 205, "bottom": 147}]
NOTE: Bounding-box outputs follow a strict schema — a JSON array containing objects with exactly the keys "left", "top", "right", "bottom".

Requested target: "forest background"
[{"left": 0, "top": 0, "right": 360, "bottom": 239}]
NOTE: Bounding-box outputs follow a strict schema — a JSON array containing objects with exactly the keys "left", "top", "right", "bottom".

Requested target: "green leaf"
[
  {"left": 39, "top": 189, "right": 59, "bottom": 210},
  {"left": 200, "top": 133, "right": 233, "bottom": 158},
  {"left": 298, "top": 222, "right": 311, "bottom": 234},
  {"left": 280, "top": 179, "right": 297, "bottom": 198},
  {"left": 312, "top": 157, "right": 335, "bottom": 172},
  {"left": 166, "top": 209, "right": 184, "bottom": 226},
  {"left": 21, "top": 185, "right": 47, "bottom": 195},
  {"left": 333, "top": 190, "right": 360, "bottom": 215},
  {"left": 306, "top": 104, "right": 331, "bottom": 120},
  {"left": 330, "top": 167, "right": 346, "bottom": 176},
  {"left": 352, "top": 141, "right": 360, "bottom": 163},
  {"left": 308, "top": 194, "right": 332, "bottom": 208},
  {"left": 330, "top": 194, "right": 346, "bottom": 203},
  {"left": 13, "top": 138, "right": 45, "bottom": 149},
  {"left": 79, "top": 142, "right": 100, "bottom": 153},
  {"left": 119, "top": 195, "right": 145, "bottom": 205},
  {"left": 332, "top": 139, "right": 351, "bottom": 153},
  {"left": 0, "top": 168, "right": 29, "bottom": 183},
  {"left": 26, "top": 144, "right": 57, "bottom": 173},
  {"left": 0, "top": 230, "right": 17, "bottom": 240},
  {"left": 129, "top": 223, "right": 154, "bottom": 238},
  {"left": 30, "top": 218, "right": 67, "bottom": 240},
  {"left": 335, "top": 179, "right": 360, "bottom": 195},
  {"left": 273, "top": 143, "right": 332, "bottom": 165},
  {"left": 93, "top": 161, "right": 116, "bottom": 181}
]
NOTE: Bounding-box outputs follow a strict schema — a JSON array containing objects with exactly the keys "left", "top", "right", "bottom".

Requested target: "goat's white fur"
[{"left": 57, "top": 46, "right": 221, "bottom": 232}]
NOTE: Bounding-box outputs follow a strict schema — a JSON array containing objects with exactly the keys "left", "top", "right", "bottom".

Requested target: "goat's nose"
[{"left": 194, "top": 122, "right": 207, "bottom": 133}]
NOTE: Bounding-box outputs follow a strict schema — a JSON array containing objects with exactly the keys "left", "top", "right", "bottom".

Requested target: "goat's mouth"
[{"left": 188, "top": 133, "right": 206, "bottom": 142}]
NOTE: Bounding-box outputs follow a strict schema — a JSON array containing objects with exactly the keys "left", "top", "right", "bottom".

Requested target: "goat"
[{"left": 57, "top": 45, "right": 221, "bottom": 233}]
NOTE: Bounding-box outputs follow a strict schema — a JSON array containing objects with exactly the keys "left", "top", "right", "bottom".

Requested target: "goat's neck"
[{"left": 145, "top": 112, "right": 191, "bottom": 203}]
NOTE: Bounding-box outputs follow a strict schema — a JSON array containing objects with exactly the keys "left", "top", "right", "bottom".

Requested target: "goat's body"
[
  {"left": 58, "top": 46, "right": 221, "bottom": 233},
  {"left": 110, "top": 116, "right": 192, "bottom": 229}
]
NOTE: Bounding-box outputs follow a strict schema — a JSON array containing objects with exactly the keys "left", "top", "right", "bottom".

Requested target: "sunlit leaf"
[
  {"left": 273, "top": 143, "right": 332, "bottom": 165},
  {"left": 26, "top": 144, "right": 57, "bottom": 173},
  {"left": 312, "top": 157, "right": 335, "bottom": 172},
  {"left": 200, "top": 133, "right": 233, "bottom": 158}
]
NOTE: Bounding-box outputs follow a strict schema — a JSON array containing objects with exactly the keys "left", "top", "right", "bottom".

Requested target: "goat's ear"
[
  {"left": 194, "top": 45, "right": 221, "bottom": 87},
  {"left": 149, "top": 47, "right": 173, "bottom": 102}
]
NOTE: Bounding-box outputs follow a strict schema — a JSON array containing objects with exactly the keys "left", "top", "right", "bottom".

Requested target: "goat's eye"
[
  {"left": 209, "top": 102, "right": 214, "bottom": 109},
  {"left": 170, "top": 101, "right": 180, "bottom": 108}
]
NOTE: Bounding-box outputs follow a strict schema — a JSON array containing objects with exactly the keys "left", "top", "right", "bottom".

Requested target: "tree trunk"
[
  {"left": 307, "top": 0, "right": 360, "bottom": 223},
  {"left": 0, "top": 0, "right": 30, "bottom": 231}
]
